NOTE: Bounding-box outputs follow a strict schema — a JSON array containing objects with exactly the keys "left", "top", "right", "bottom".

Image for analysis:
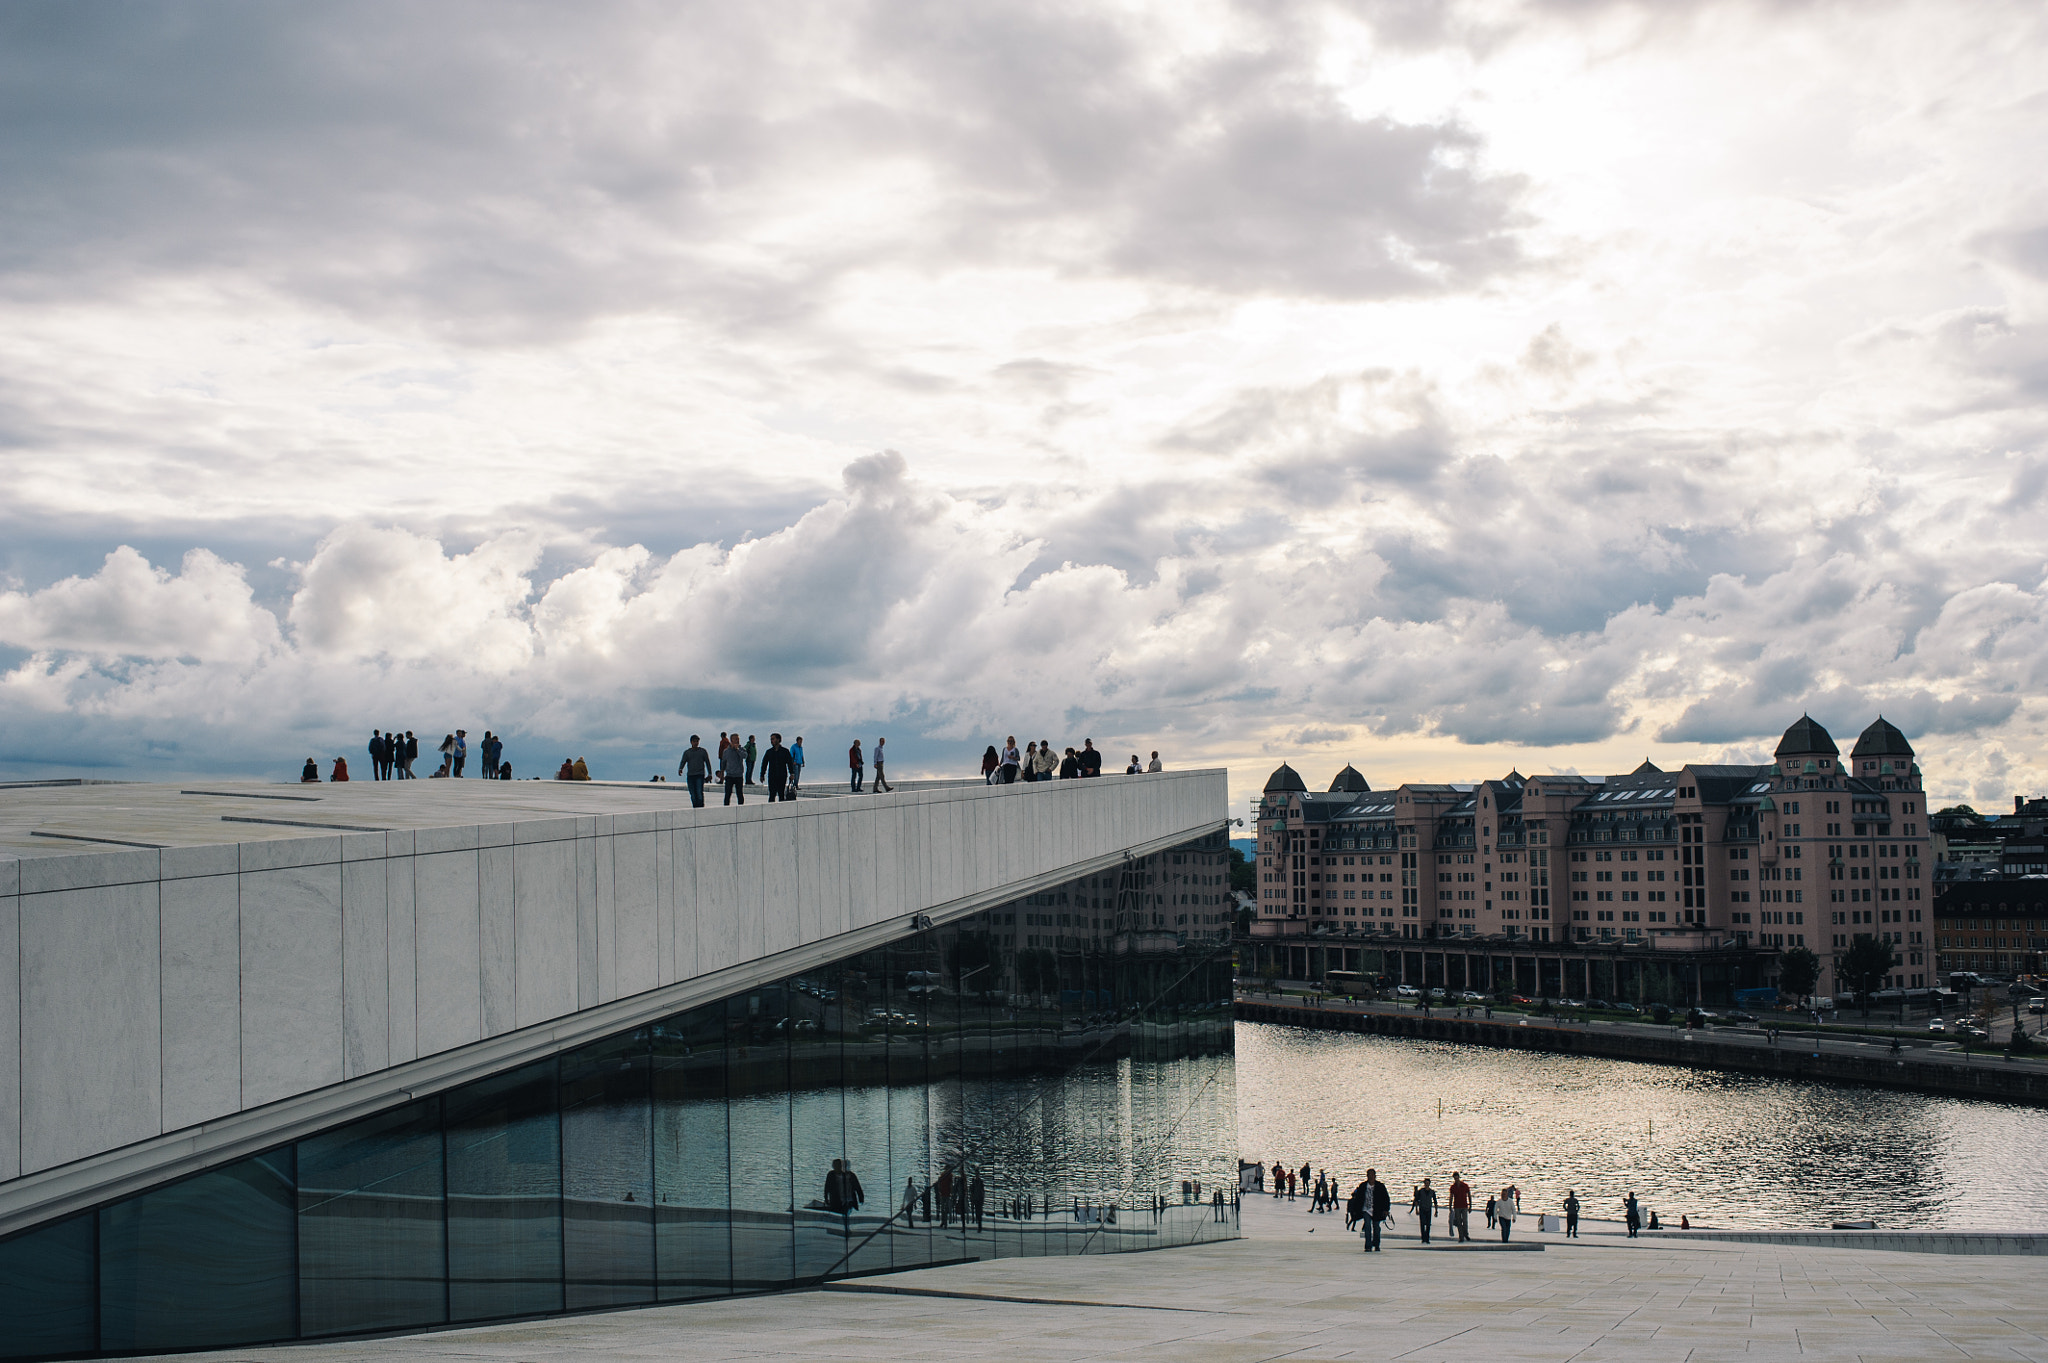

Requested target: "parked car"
[
  {"left": 1395, "top": 985, "right": 1420, "bottom": 998},
  {"left": 1613, "top": 1001, "right": 1641, "bottom": 1014},
  {"left": 1459, "top": 990, "right": 1487, "bottom": 1004}
]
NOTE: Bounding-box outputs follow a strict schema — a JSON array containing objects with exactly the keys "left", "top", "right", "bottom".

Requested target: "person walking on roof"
[
  {"left": 871, "top": 736, "right": 893, "bottom": 792},
  {"left": 1000, "top": 737, "right": 1020, "bottom": 784},
  {"left": 679, "top": 735, "right": 712, "bottom": 808},
  {"left": 763, "top": 733, "right": 796, "bottom": 802},
  {"left": 1078, "top": 739, "right": 1102, "bottom": 777},
  {"left": 743, "top": 735, "right": 758, "bottom": 785},
  {"left": 1562, "top": 1190, "right": 1581, "bottom": 1238},
  {"left": 1147, "top": 751, "right": 1162, "bottom": 772},
  {"left": 849, "top": 738, "right": 864, "bottom": 793},
  {"left": 720, "top": 737, "right": 746, "bottom": 805},
  {"left": 790, "top": 736, "right": 805, "bottom": 791},
  {"left": 1411, "top": 1178, "right": 1438, "bottom": 1244}
]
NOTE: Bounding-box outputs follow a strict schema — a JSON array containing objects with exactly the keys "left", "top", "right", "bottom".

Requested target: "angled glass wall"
[{"left": 0, "top": 834, "right": 1237, "bottom": 1360}]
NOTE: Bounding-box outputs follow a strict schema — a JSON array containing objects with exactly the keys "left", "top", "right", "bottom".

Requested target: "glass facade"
[{"left": 0, "top": 837, "right": 1237, "bottom": 1360}]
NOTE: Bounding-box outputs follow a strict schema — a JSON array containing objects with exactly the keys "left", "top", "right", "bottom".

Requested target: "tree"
[
  {"left": 1777, "top": 946, "right": 1821, "bottom": 1004},
  {"left": 1837, "top": 935, "right": 1898, "bottom": 1012}
]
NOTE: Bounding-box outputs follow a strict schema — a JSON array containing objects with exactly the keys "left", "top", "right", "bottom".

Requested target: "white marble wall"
[{"left": 0, "top": 771, "right": 1223, "bottom": 1183}]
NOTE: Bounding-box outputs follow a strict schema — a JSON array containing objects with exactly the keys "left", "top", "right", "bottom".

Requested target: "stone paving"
[{"left": 132, "top": 1193, "right": 2048, "bottom": 1362}]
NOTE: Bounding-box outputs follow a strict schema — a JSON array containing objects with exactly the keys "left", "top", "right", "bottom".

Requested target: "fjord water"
[{"left": 1236, "top": 1021, "right": 2048, "bottom": 1230}]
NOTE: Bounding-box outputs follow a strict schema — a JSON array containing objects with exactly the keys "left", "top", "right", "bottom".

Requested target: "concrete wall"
[{"left": 0, "top": 772, "right": 1224, "bottom": 1186}]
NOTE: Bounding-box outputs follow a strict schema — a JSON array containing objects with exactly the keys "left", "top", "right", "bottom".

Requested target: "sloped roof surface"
[{"left": 1775, "top": 714, "right": 1839, "bottom": 757}]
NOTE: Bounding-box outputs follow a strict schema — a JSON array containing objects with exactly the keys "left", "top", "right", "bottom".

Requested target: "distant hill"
[{"left": 1230, "top": 837, "right": 1257, "bottom": 862}]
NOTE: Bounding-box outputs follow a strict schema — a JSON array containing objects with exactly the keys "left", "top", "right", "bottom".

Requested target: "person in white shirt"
[{"left": 1147, "top": 751, "right": 1163, "bottom": 772}]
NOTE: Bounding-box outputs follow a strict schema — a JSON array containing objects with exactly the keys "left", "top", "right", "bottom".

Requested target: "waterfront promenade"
[{"left": 122, "top": 1190, "right": 2048, "bottom": 1361}]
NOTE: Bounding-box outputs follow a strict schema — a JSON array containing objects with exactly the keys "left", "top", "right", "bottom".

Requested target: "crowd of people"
[
  {"left": 304, "top": 726, "right": 1169, "bottom": 796},
  {"left": 978, "top": 737, "right": 1165, "bottom": 782},
  {"left": 302, "top": 729, "right": 511, "bottom": 782},
  {"left": 1245, "top": 1160, "right": 1668, "bottom": 1246}
]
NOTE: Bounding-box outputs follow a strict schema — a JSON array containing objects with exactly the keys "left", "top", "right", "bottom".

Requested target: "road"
[{"left": 1235, "top": 990, "right": 2048, "bottom": 1072}]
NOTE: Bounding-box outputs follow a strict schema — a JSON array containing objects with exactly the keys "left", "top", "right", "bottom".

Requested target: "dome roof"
[
  {"left": 1328, "top": 764, "right": 1371, "bottom": 794},
  {"left": 1263, "top": 762, "right": 1308, "bottom": 794},
  {"left": 1774, "top": 714, "right": 1839, "bottom": 757},
  {"left": 1851, "top": 716, "right": 1915, "bottom": 760}
]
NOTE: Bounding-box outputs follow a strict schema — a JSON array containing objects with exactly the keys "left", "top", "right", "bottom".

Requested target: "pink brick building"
[{"left": 1245, "top": 715, "right": 1930, "bottom": 1004}]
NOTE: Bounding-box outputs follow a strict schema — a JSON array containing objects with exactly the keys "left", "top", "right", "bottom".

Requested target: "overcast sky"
[{"left": 3, "top": 0, "right": 2045, "bottom": 807}]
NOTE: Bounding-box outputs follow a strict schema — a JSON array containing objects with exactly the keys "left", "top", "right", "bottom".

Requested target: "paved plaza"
[{"left": 129, "top": 1193, "right": 2048, "bottom": 1362}]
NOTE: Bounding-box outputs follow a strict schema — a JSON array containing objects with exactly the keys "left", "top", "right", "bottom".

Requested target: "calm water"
[{"left": 1236, "top": 1021, "right": 2048, "bottom": 1230}]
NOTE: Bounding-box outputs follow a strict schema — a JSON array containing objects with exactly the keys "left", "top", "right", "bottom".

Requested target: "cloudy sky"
[{"left": 3, "top": 0, "right": 2045, "bottom": 808}]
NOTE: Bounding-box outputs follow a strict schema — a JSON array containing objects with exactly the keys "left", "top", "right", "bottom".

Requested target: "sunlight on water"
[{"left": 1235, "top": 1022, "right": 2048, "bottom": 1230}]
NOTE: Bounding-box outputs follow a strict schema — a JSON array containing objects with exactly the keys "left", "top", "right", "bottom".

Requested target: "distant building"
[
  {"left": 1245, "top": 715, "right": 1932, "bottom": 1002},
  {"left": 1932, "top": 880, "right": 2048, "bottom": 979}
]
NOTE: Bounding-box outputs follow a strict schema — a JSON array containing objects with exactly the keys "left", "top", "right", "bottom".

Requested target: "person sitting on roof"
[
  {"left": 331, "top": 756, "right": 350, "bottom": 782},
  {"left": 571, "top": 757, "right": 590, "bottom": 780},
  {"left": 301, "top": 757, "right": 320, "bottom": 783},
  {"left": 556, "top": 758, "right": 575, "bottom": 780}
]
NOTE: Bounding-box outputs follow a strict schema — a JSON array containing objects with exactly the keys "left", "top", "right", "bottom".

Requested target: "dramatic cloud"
[{"left": 2, "top": 0, "right": 2046, "bottom": 802}]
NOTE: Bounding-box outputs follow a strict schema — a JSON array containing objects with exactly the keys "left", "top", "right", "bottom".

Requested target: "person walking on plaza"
[
  {"left": 849, "top": 738, "right": 864, "bottom": 793},
  {"left": 743, "top": 735, "right": 758, "bottom": 785},
  {"left": 1363, "top": 1169, "right": 1391, "bottom": 1251},
  {"left": 1497, "top": 1184, "right": 1518, "bottom": 1242},
  {"left": 402, "top": 731, "right": 418, "bottom": 778},
  {"left": 824, "top": 1158, "right": 864, "bottom": 1236},
  {"left": 369, "top": 730, "right": 386, "bottom": 780},
  {"left": 1022, "top": 740, "right": 1039, "bottom": 782},
  {"left": 903, "top": 1175, "right": 918, "bottom": 1223},
  {"left": 791, "top": 736, "right": 805, "bottom": 791},
  {"left": 982, "top": 745, "right": 1000, "bottom": 783},
  {"left": 1412, "top": 1178, "right": 1438, "bottom": 1244},
  {"left": 1000, "top": 737, "right": 1020, "bottom": 784},
  {"left": 871, "top": 736, "right": 893, "bottom": 792},
  {"left": 1563, "top": 1190, "right": 1581, "bottom": 1238},
  {"left": 935, "top": 1167, "right": 953, "bottom": 1228},
  {"left": 437, "top": 732, "right": 455, "bottom": 776},
  {"left": 1449, "top": 1171, "right": 1472, "bottom": 1242},
  {"left": 1345, "top": 1178, "right": 1366, "bottom": 1231},
  {"left": 1485, "top": 1194, "right": 1497, "bottom": 1230},
  {"left": 763, "top": 733, "right": 796, "bottom": 802},
  {"left": 679, "top": 735, "right": 712, "bottom": 807},
  {"left": 453, "top": 730, "right": 468, "bottom": 777},
  {"left": 1624, "top": 1191, "right": 1641, "bottom": 1238},
  {"left": 1033, "top": 740, "right": 1057, "bottom": 781},
  {"left": 720, "top": 736, "right": 746, "bottom": 805}
]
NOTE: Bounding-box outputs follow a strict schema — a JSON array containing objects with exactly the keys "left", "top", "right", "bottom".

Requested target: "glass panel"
[
  {"left": 885, "top": 941, "right": 935, "bottom": 1271},
  {"left": 298, "top": 1098, "right": 447, "bottom": 1335},
  {"left": 790, "top": 964, "right": 848, "bottom": 1280},
  {"left": 562, "top": 1027, "right": 654, "bottom": 1309},
  {"left": 447, "top": 1060, "right": 563, "bottom": 1322},
  {"left": 0, "top": 1212, "right": 94, "bottom": 1359},
  {"left": 837, "top": 947, "right": 897, "bottom": 1277},
  {"left": 724, "top": 987, "right": 792, "bottom": 1289},
  {"left": 654, "top": 1002, "right": 731, "bottom": 1301},
  {"left": 99, "top": 1148, "right": 297, "bottom": 1353}
]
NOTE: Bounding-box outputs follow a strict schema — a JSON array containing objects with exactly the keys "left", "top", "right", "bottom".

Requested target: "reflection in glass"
[
  {"left": 654, "top": 1002, "right": 732, "bottom": 1300},
  {"left": 726, "top": 988, "right": 793, "bottom": 1289},
  {"left": 562, "top": 1028, "right": 654, "bottom": 1309},
  {"left": 447, "top": 1060, "right": 563, "bottom": 1322},
  {"left": 99, "top": 1149, "right": 298, "bottom": 1353},
  {"left": 298, "top": 1098, "right": 447, "bottom": 1335},
  {"left": 0, "top": 1212, "right": 94, "bottom": 1359}
]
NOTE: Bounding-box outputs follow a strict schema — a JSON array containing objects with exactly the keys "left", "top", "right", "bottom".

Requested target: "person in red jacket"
[
  {"left": 1449, "top": 1171, "right": 1473, "bottom": 1241},
  {"left": 330, "top": 756, "right": 350, "bottom": 782}
]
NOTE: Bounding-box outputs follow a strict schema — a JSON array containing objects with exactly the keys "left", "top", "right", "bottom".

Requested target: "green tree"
[
  {"left": 1777, "top": 946, "right": 1821, "bottom": 1004},
  {"left": 1229, "top": 847, "right": 1256, "bottom": 894},
  {"left": 1837, "top": 935, "right": 1898, "bottom": 1012}
]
